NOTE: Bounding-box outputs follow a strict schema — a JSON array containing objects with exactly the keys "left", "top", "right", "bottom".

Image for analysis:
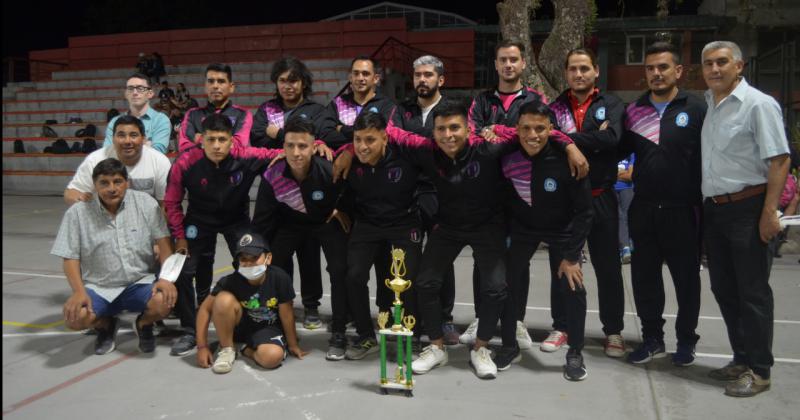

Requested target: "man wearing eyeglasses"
[{"left": 102, "top": 73, "right": 172, "bottom": 154}]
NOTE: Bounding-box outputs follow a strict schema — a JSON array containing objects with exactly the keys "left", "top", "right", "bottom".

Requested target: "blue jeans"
[{"left": 86, "top": 282, "right": 154, "bottom": 317}]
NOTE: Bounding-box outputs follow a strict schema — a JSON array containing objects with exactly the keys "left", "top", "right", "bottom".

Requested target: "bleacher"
[{"left": 2, "top": 59, "right": 352, "bottom": 195}]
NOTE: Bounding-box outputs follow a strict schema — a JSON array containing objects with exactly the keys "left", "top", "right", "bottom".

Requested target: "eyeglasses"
[{"left": 125, "top": 86, "right": 151, "bottom": 93}]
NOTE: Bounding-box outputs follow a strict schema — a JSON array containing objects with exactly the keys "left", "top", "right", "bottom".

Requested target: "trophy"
[{"left": 378, "top": 248, "right": 415, "bottom": 397}]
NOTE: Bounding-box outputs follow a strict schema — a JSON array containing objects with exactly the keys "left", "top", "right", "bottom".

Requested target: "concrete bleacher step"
[
  {"left": 3, "top": 123, "right": 107, "bottom": 138},
  {"left": 3, "top": 110, "right": 108, "bottom": 124},
  {"left": 3, "top": 137, "right": 102, "bottom": 153},
  {"left": 2, "top": 171, "right": 75, "bottom": 195},
  {"left": 11, "top": 80, "right": 345, "bottom": 101},
  {"left": 3, "top": 153, "right": 86, "bottom": 172},
  {"left": 49, "top": 59, "right": 353, "bottom": 81}
]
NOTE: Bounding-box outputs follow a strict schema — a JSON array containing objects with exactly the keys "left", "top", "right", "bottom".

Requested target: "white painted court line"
[{"left": 6, "top": 270, "right": 800, "bottom": 326}]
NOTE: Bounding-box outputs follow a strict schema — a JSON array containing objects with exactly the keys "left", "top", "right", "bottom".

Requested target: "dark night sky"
[{"left": 3, "top": 0, "right": 701, "bottom": 58}]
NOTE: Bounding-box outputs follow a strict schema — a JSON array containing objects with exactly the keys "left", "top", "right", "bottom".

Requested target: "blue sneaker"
[
  {"left": 672, "top": 343, "right": 696, "bottom": 367},
  {"left": 627, "top": 339, "right": 666, "bottom": 364},
  {"left": 620, "top": 247, "right": 632, "bottom": 264}
]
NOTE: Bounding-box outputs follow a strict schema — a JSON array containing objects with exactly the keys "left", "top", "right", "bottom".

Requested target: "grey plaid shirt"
[{"left": 51, "top": 189, "right": 170, "bottom": 302}]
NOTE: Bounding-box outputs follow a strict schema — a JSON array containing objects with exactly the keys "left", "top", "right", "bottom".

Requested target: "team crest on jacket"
[
  {"left": 186, "top": 225, "right": 198, "bottom": 239},
  {"left": 228, "top": 116, "right": 237, "bottom": 127},
  {"left": 676, "top": 112, "right": 689, "bottom": 127},
  {"left": 387, "top": 167, "right": 403, "bottom": 183},
  {"left": 595, "top": 107, "right": 606, "bottom": 121},
  {"left": 410, "top": 229, "right": 421, "bottom": 243},
  {"left": 311, "top": 190, "right": 324, "bottom": 201},
  {"left": 465, "top": 161, "right": 481, "bottom": 178},
  {"left": 230, "top": 171, "right": 243, "bottom": 186},
  {"left": 405, "top": 111, "right": 413, "bottom": 121},
  {"left": 369, "top": 106, "right": 379, "bottom": 114},
  {"left": 200, "top": 178, "right": 208, "bottom": 187},
  {"left": 544, "top": 178, "right": 557, "bottom": 192}
]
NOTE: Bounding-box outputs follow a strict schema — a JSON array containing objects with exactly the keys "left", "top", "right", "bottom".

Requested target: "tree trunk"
[
  {"left": 497, "top": 0, "right": 592, "bottom": 100},
  {"left": 496, "top": 0, "right": 555, "bottom": 98},
  {"left": 538, "top": 0, "right": 591, "bottom": 95}
]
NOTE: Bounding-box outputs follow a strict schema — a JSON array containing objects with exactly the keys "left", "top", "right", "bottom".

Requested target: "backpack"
[
  {"left": 71, "top": 141, "right": 83, "bottom": 153},
  {"left": 51, "top": 139, "right": 71, "bottom": 154},
  {"left": 107, "top": 108, "right": 120, "bottom": 122},
  {"left": 75, "top": 124, "right": 97, "bottom": 138},
  {"left": 44, "top": 119, "right": 58, "bottom": 125},
  {"left": 81, "top": 138, "right": 98, "bottom": 154},
  {"left": 13, "top": 140, "right": 25, "bottom": 153},
  {"left": 42, "top": 125, "right": 58, "bottom": 138}
]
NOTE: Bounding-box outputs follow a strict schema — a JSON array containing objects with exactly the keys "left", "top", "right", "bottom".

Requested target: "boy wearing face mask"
[{"left": 195, "top": 232, "right": 307, "bottom": 373}]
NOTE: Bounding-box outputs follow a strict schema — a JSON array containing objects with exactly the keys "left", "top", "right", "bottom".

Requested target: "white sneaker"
[
  {"left": 516, "top": 321, "right": 533, "bottom": 350},
  {"left": 470, "top": 346, "right": 497, "bottom": 379},
  {"left": 540, "top": 330, "right": 568, "bottom": 352},
  {"left": 459, "top": 318, "right": 479, "bottom": 344},
  {"left": 411, "top": 344, "right": 448, "bottom": 374},
  {"left": 212, "top": 346, "right": 237, "bottom": 374}
]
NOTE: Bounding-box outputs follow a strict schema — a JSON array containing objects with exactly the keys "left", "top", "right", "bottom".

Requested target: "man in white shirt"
[
  {"left": 64, "top": 115, "right": 171, "bottom": 206},
  {"left": 700, "top": 40, "right": 790, "bottom": 398}
]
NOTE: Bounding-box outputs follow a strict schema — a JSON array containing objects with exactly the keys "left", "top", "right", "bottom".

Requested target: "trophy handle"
[{"left": 384, "top": 278, "right": 391, "bottom": 289}]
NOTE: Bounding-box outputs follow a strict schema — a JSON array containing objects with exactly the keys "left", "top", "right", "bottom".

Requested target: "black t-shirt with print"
[{"left": 210, "top": 265, "right": 295, "bottom": 329}]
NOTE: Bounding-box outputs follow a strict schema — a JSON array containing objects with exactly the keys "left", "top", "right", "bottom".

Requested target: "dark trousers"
[
  {"left": 280, "top": 239, "right": 323, "bottom": 310},
  {"left": 346, "top": 220, "right": 422, "bottom": 339},
  {"left": 629, "top": 199, "right": 701, "bottom": 345},
  {"left": 509, "top": 231, "right": 587, "bottom": 351},
  {"left": 552, "top": 190, "right": 624, "bottom": 336},
  {"left": 704, "top": 194, "right": 774, "bottom": 379},
  {"left": 270, "top": 222, "right": 349, "bottom": 333},
  {"left": 417, "top": 223, "right": 514, "bottom": 345},
  {"left": 175, "top": 223, "right": 248, "bottom": 333}
]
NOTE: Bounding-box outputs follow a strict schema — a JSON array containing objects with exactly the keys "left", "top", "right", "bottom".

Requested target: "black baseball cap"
[{"left": 235, "top": 232, "right": 270, "bottom": 257}]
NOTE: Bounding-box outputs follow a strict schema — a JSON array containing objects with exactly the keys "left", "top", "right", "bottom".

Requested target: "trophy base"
[{"left": 379, "top": 380, "right": 415, "bottom": 397}]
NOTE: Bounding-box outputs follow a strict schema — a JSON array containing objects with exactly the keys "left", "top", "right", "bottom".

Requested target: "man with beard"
[
  {"left": 620, "top": 42, "right": 706, "bottom": 367},
  {"left": 546, "top": 48, "right": 627, "bottom": 358},
  {"left": 390, "top": 55, "right": 460, "bottom": 344},
  {"left": 319, "top": 57, "right": 397, "bottom": 315},
  {"left": 178, "top": 63, "right": 253, "bottom": 152}
]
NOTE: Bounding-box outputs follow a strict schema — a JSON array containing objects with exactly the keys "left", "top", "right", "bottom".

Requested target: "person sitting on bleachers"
[
  {"left": 66, "top": 115, "right": 171, "bottom": 206},
  {"left": 102, "top": 73, "right": 171, "bottom": 154}
]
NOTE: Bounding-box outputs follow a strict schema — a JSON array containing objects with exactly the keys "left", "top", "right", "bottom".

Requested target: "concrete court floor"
[{"left": 3, "top": 195, "right": 800, "bottom": 420}]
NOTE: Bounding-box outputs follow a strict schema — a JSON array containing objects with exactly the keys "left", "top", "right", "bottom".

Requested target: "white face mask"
[{"left": 238, "top": 264, "right": 267, "bottom": 281}]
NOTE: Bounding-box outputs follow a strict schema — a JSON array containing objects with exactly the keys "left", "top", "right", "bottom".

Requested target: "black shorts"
[{"left": 234, "top": 317, "right": 287, "bottom": 358}]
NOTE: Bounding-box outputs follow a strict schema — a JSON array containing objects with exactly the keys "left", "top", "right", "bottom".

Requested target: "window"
[{"left": 626, "top": 35, "right": 645, "bottom": 65}]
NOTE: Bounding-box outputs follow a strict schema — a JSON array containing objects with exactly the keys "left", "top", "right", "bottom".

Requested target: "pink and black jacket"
[
  {"left": 164, "top": 145, "right": 281, "bottom": 239},
  {"left": 620, "top": 90, "right": 706, "bottom": 206},
  {"left": 178, "top": 101, "right": 253, "bottom": 152}
]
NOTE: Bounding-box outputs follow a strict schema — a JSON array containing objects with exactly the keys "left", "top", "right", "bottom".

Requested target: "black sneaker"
[
  {"left": 564, "top": 349, "right": 588, "bottom": 381},
  {"left": 170, "top": 333, "right": 196, "bottom": 356},
  {"left": 345, "top": 336, "right": 379, "bottom": 360},
  {"left": 326, "top": 332, "right": 347, "bottom": 361},
  {"left": 94, "top": 317, "right": 119, "bottom": 355},
  {"left": 303, "top": 307, "right": 322, "bottom": 330},
  {"left": 132, "top": 314, "right": 156, "bottom": 353},
  {"left": 493, "top": 344, "right": 522, "bottom": 371}
]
